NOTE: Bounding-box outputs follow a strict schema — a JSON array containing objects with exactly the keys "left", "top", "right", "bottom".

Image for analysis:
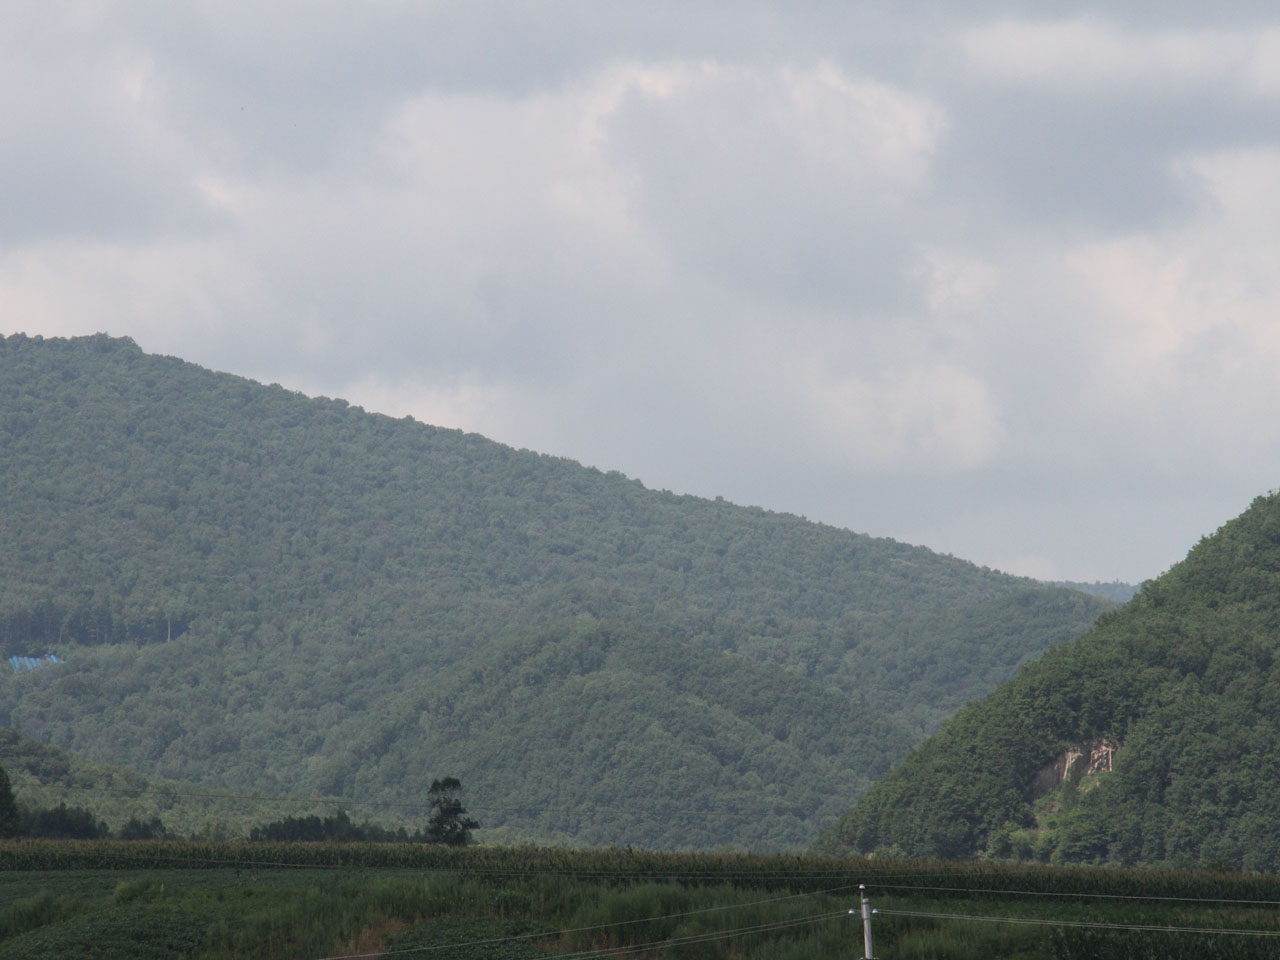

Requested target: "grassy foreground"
[{"left": 3, "top": 841, "right": 1280, "bottom": 958}]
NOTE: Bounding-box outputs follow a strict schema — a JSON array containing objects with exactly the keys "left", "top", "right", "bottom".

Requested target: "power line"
[
  {"left": 0, "top": 773, "right": 435, "bottom": 814},
  {"left": 549, "top": 911, "right": 848, "bottom": 960},
  {"left": 16, "top": 833, "right": 1280, "bottom": 952},
  {"left": 0, "top": 838, "right": 862, "bottom": 881},
  {"left": 0, "top": 842, "right": 876, "bottom": 886},
  {"left": 13, "top": 812, "right": 1280, "bottom": 910},
  {"left": 875, "top": 908, "right": 1280, "bottom": 938},
  {"left": 312, "top": 908, "right": 848, "bottom": 960},
  {"left": 873, "top": 881, "right": 1280, "bottom": 907},
  {"left": 15, "top": 827, "right": 1280, "bottom": 905},
  {"left": 0, "top": 846, "right": 985, "bottom": 887}
]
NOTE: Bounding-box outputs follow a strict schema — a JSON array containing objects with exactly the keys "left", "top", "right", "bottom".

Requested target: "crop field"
[{"left": 3, "top": 841, "right": 1280, "bottom": 958}]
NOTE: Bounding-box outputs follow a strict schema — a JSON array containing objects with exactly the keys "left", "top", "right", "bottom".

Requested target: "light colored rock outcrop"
[{"left": 1032, "top": 738, "right": 1117, "bottom": 798}]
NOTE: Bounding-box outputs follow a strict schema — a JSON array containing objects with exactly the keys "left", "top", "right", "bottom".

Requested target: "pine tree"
[{"left": 424, "top": 777, "right": 478, "bottom": 845}]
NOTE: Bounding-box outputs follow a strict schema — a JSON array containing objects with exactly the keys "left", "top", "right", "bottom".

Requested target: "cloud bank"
[{"left": 5, "top": 2, "right": 1280, "bottom": 582}]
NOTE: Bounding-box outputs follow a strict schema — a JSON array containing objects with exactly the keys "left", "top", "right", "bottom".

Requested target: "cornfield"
[{"left": 3, "top": 840, "right": 1280, "bottom": 958}]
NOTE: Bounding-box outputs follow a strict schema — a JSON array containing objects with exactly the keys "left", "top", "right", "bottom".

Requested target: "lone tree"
[
  {"left": 0, "top": 765, "right": 18, "bottom": 838},
  {"left": 424, "top": 777, "right": 478, "bottom": 845}
]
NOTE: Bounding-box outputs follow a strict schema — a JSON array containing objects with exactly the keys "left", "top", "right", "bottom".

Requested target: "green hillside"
[
  {"left": 818, "top": 491, "right": 1280, "bottom": 870},
  {"left": 0, "top": 333, "right": 1111, "bottom": 848}
]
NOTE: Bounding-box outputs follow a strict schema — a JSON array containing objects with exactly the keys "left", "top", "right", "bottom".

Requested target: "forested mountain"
[
  {"left": 818, "top": 491, "right": 1280, "bottom": 870},
  {"left": 0, "top": 333, "right": 1111, "bottom": 848}
]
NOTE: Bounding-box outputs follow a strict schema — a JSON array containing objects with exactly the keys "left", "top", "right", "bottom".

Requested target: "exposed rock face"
[{"left": 1032, "top": 738, "right": 1117, "bottom": 798}]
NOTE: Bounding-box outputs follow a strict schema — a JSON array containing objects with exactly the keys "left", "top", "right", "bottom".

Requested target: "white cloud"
[
  {"left": 802, "top": 362, "right": 1005, "bottom": 472},
  {"left": 0, "top": 238, "right": 258, "bottom": 350},
  {"left": 0, "top": 8, "right": 216, "bottom": 244},
  {"left": 318, "top": 372, "right": 523, "bottom": 441},
  {"left": 917, "top": 247, "right": 999, "bottom": 319},
  {"left": 1245, "top": 29, "right": 1280, "bottom": 96},
  {"left": 687, "top": 304, "right": 1007, "bottom": 476},
  {"left": 1067, "top": 147, "right": 1280, "bottom": 446},
  {"left": 777, "top": 61, "right": 944, "bottom": 192}
]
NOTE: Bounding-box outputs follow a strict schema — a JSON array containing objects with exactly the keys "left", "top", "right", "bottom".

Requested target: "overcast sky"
[{"left": 5, "top": 2, "right": 1280, "bottom": 583}]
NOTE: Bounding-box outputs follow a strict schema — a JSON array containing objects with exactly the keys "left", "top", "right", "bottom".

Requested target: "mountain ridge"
[{"left": 0, "top": 332, "right": 1113, "bottom": 848}]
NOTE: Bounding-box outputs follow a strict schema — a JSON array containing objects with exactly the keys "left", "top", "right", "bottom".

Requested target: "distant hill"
[
  {"left": 0, "top": 333, "right": 1112, "bottom": 848},
  {"left": 1055, "top": 580, "right": 1139, "bottom": 604},
  {"left": 817, "top": 492, "right": 1280, "bottom": 870}
]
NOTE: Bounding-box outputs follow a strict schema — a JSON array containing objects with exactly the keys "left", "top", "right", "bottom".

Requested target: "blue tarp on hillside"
[{"left": 8, "top": 654, "right": 64, "bottom": 673}]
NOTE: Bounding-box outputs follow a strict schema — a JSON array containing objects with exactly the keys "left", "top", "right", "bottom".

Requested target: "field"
[{"left": 3, "top": 842, "right": 1280, "bottom": 958}]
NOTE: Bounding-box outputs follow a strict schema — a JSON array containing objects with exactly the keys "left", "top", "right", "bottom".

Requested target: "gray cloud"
[{"left": 934, "top": 86, "right": 1280, "bottom": 237}]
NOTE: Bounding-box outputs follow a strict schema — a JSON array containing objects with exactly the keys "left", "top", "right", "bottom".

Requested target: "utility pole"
[{"left": 849, "top": 884, "right": 877, "bottom": 959}]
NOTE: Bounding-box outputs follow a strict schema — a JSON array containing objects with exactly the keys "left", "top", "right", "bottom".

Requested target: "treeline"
[
  {"left": 0, "top": 763, "right": 161, "bottom": 840},
  {"left": 12, "top": 803, "right": 113, "bottom": 839},
  {"left": 1, "top": 763, "right": 477, "bottom": 845},
  {"left": 249, "top": 777, "right": 477, "bottom": 844},
  {"left": 2, "top": 800, "right": 162, "bottom": 842},
  {"left": 5, "top": 802, "right": 459, "bottom": 845},
  {"left": 248, "top": 810, "right": 464, "bottom": 844}
]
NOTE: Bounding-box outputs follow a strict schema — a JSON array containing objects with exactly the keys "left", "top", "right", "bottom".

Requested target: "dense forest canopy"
[
  {"left": 0, "top": 333, "right": 1112, "bottom": 848},
  {"left": 819, "top": 491, "right": 1280, "bottom": 870}
]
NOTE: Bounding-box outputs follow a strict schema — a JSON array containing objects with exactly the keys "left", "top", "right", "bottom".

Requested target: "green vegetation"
[
  {"left": 423, "top": 777, "right": 478, "bottom": 845},
  {"left": 0, "top": 728, "right": 347, "bottom": 840},
  {"left": 820, "top": 491, "right": 1280, "bottom": 870},
  {"left": 245, "top": 778, "right": 477, "bottom": 844},
  {"left": 2, "top": 842, "right": 1279, "bottom": 959},
  {"left": 0, "top": 333, "right": 1112, "bottom": 848},
  {"left": 0, "top": 767, "right": 15, "bottom": 838},
  {"left": 2, "top": 741, "right": 473, "bottom": 843},
  {"left": 15, "top": 803, "right": 110, "bottom": 840}
]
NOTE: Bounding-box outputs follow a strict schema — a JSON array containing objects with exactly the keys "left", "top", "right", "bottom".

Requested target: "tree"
[
  {"left": 119, "top": 816, "right": 169, "bottom": 840},
  {"left": 22, "top": 802, "right": 110, "bottom": 839},
  {"left": 424, "top": 777, "right": 478, "bottom": 845},
  {"left": 0, "top": 765, "right": 16, "bottom": 838}
]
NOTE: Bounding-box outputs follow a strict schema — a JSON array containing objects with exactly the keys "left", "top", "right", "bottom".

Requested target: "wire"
[
  {"left": 20, "top": 831, "right": 1280, "bottom": 911},
  {"left": 313, "top": 908, "right": 848, "bottom": 960},
  {"left": 0, "top": 856, "right": 964, "bottom": 890},
  {"left": 549, "top": 911, "right": 848, "bottom": 960},
  {"left": 872, "top": 882, "right": 1280, "bottom": 907},
  {"left": 0, "top": 840, "right": 892, "bottom": 885},
  {"left": 1, "top": 775, "right": 436, "bottom": 814},
  {"left": 875, "top": 908, "right": 1280, "bottom": 938},
  {"left": 1, "top": 834, "right": 860, "bottom": 960},
  {"left": 2, "top": 845, "right": 870, "bottom": 890},
  {"left": 0, "top": 845, "right": 350, "bottom": 872}
]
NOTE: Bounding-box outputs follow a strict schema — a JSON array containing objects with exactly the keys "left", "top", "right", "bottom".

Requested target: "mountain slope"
[
  {"left": 0, "top": 333, "right": 1111, "bottom": 848},
  {"left": 818, "top": 491, "right": 1280, "bottom": 870},
  {"left": 324, "top": 622, "right": 916, "bottom": 848}
]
